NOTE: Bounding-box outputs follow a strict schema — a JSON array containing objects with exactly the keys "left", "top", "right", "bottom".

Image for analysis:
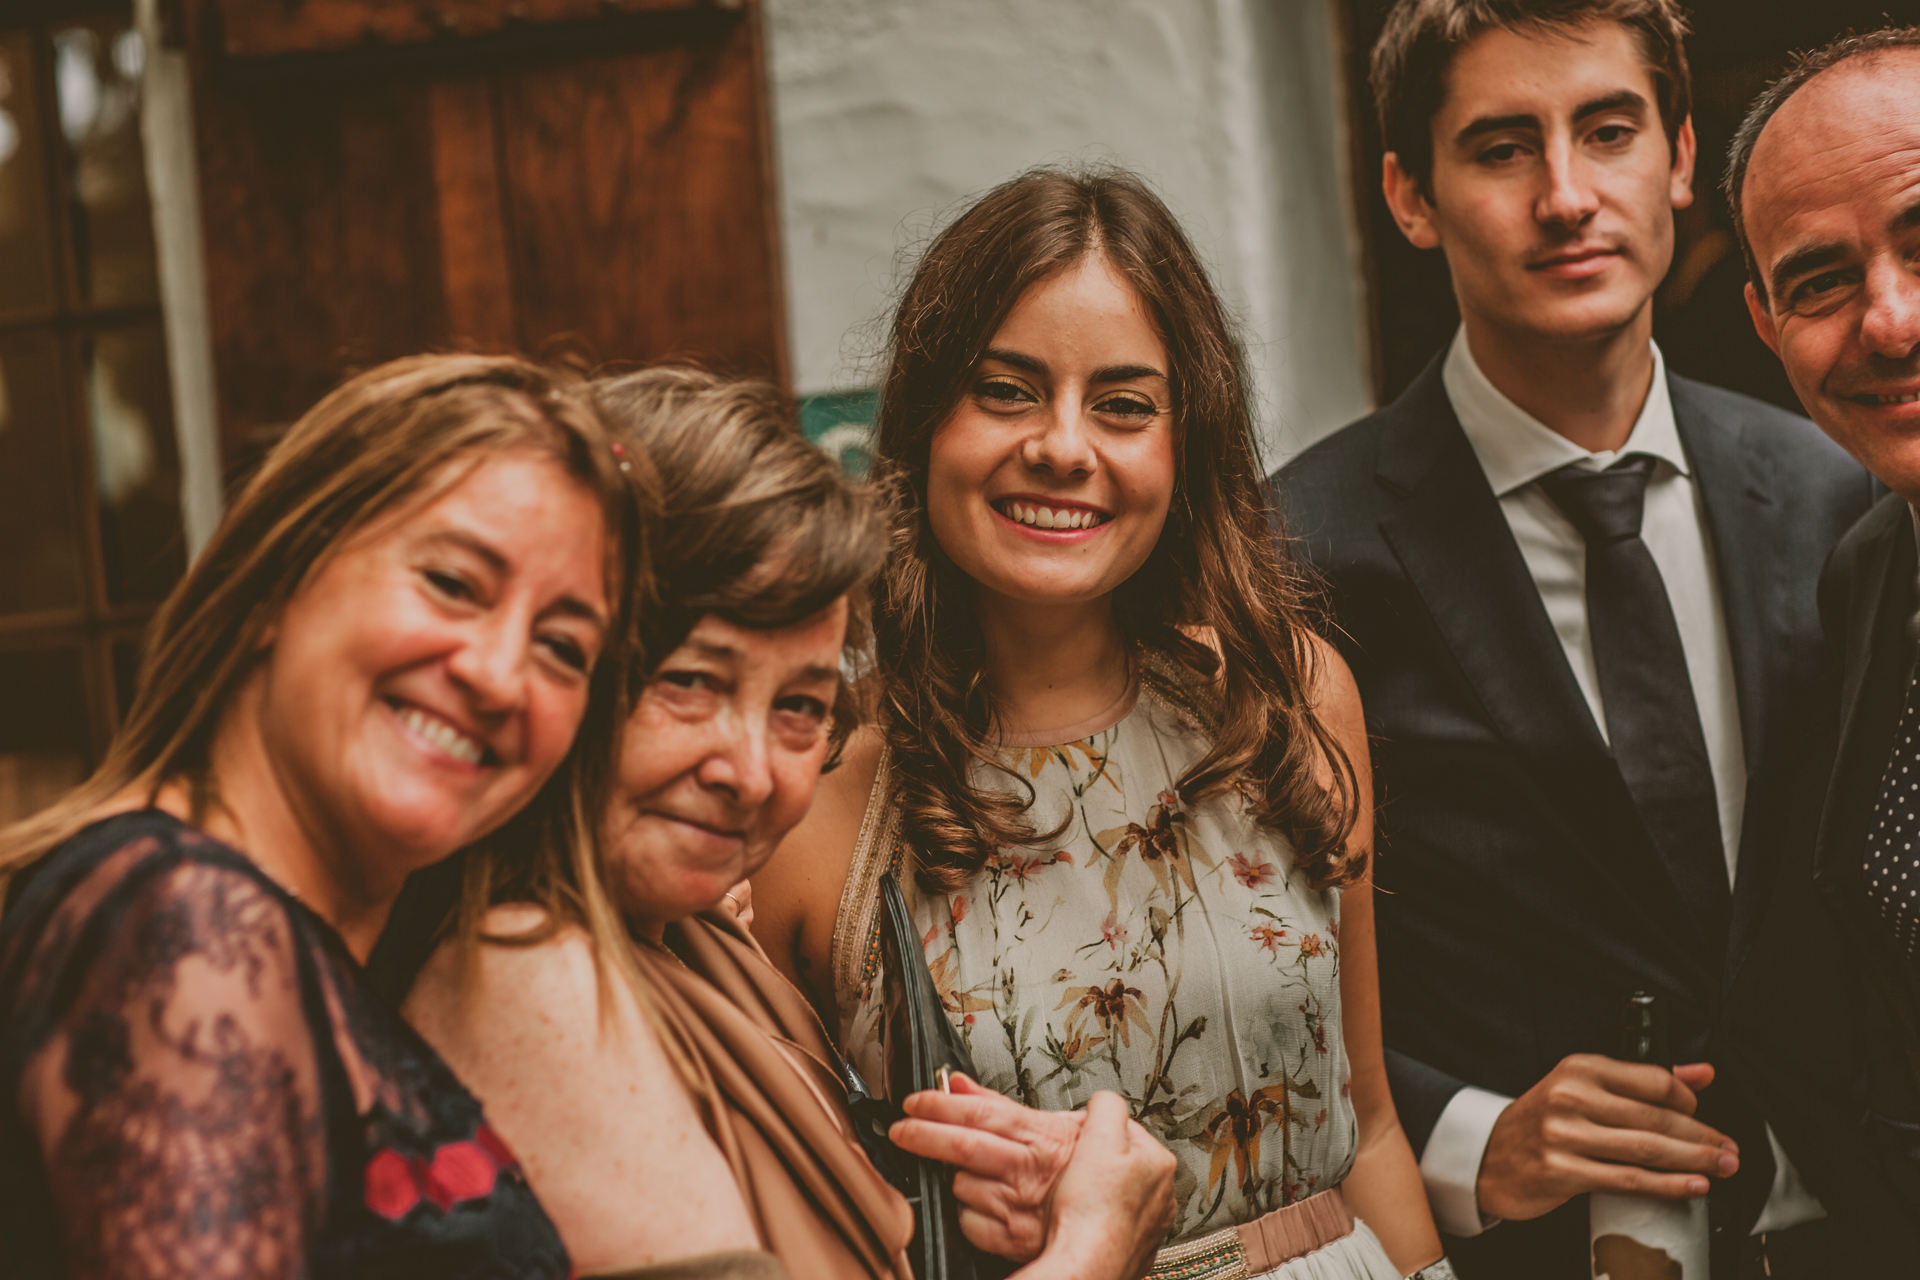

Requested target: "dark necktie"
[
  {"left": 1864, "top": 661, "right": 1920, "bottom": 960},
  {"left": 1538, "top": 455, "right": 1730, "bottom": 956}
]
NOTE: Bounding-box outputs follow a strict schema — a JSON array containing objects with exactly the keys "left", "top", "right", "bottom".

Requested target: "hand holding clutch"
[{"left": 890, "top": 1073, "right": 1085, "bottom": 1261}]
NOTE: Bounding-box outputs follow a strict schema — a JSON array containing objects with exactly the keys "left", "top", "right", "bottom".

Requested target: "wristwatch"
[{"left": 1408, "top": 1261, "right": 1459, "bottom": 1280}]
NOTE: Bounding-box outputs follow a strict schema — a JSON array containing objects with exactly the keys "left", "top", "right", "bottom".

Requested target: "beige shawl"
[{"left": 630, "top": 912, "right": 915, "bottom": 1280}]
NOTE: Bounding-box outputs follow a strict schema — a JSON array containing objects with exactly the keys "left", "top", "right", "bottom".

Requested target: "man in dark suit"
[
  {"left": 1727, "top": 23, "right": 1920, "bottom": 1227},
  {"left": 1273, "top": 2, "right": 1905, "bottom": 1275}
]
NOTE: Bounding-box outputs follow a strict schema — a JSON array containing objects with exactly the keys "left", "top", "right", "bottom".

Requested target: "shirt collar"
[{"left": 1441, "top": 326, "right": 1687, "bottom": 497}]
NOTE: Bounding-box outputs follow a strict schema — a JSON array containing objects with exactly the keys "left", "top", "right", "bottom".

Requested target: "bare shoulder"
[
  {"left": 406, "top": 907, "right": 597, "bottom": 1038},
  {"left": 403, "top": 910, "right": 615, "bottom": 1111},
  {"left": 402, "top": 910, "right": 761, "bottom": 1271},
  {"left": 1303, "top": 633, "right": 1364, "bottom": 741},
  {"left": 751, "top": 725, "right": 884, "bottom": 1012}
]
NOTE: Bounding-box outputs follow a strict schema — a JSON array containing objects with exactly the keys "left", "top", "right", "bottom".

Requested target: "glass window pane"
[
  {"left": 53, "top": 17, "right": 159, "bottom": 310},
  {"left": 87, "top": 323, "right": 184, "bottom": 605},
  {"left": 0, "top": 646, "right": 90, "bottom": 826},
  {"left": 0, "top": 331, "right": 86, "bottom": 613},
  {"left": 0, "top": 31, "right": 59, "bottom": 321}
]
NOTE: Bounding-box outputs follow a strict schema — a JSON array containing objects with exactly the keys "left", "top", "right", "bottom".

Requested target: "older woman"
[
  {"left": 403, "top": 367, "right": 1177, "bottom": 1280},
  {"left": 0, "top": 355, "right": 639, "bottom": 1279},
  {"left": 754, "top": 167, "right": 1449, "bottom": 1280}
]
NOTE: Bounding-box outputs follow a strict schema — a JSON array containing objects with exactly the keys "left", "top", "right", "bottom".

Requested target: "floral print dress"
[{"left": 833, "top": 653, "right": 1393, "bottom": 1275}]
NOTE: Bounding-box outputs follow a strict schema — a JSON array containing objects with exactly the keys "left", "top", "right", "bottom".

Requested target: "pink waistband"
[{"left": 1148, "top": 1188, "right": 1356, "bottom": 1279}]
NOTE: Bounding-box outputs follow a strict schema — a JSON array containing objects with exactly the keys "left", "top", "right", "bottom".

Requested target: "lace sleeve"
[{"left": 14, "top": 851, "right": 331, "bottom": 1279}]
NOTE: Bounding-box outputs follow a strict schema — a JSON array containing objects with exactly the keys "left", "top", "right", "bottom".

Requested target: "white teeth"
[
  {"left": 1870, "top": 392, "right": 1920, "bottom": 404},
  {"left": 397, "top": 705, "right": 485, "bottom": 765},
  {"left": 1002, "top": 502, "right": 1102, "bottom": 530}
]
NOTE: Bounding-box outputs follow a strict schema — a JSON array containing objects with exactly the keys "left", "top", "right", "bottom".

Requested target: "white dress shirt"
[{"left": 1415, "top": 328, "right": 1824, "bottom": 1238}]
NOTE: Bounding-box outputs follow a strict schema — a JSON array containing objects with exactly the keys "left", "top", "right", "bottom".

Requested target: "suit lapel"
[
  {"left": 1670, "top": 379, "right": 1778, "bottom": 983},
  {"left": 1374, "top": 370, "right": 1604, "bottom": 765},
  {"left": 1374, "top": 363, "right": 1709, "bottom": 987}
]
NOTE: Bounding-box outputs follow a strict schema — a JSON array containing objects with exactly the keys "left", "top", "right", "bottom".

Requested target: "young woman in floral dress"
[{"left": 754, "top": 167, "right": 1450, "bottom": 1280}]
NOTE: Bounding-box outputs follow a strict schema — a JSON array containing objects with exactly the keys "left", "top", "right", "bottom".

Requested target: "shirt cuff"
[{"left": 1417, "top": 1086, "right": 1512, "bottom": 1238}]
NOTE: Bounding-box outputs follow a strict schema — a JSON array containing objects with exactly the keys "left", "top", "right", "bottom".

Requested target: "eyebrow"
[
  {"left": 682, "top": 644, "right": 840, "bottom": 688},
  {"left": 425, "top": 527, "right": 507, "bottom": 573},
  {"left": 980, "top": 348, "right": 1166, "bottom": 384},
  {"left": 425, "top": 527, "right": 606, "bottom": 628},
  {"left": 983, "top": 347, "right": 1045, "bottom": 375},
  {"left": 1092, "top": 363, "right": 1167, "bottom": 384},
  {"left": 1768, "top": 241, "right": 1849, "bottom": 301},
  {"left": 1454, "top": 89, "right": 1648, "bottom": 146},
  {"left": 1767, "top": 199, "right": 1920, "bottom": 300}
]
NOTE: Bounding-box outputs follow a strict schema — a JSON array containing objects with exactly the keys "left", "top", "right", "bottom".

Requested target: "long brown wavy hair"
[
  {"left": 0, "top": 355, "right": 645, "bottom": 899},
  {"left": 873, "top": 164, "right": 1362, "bottom": 893}
]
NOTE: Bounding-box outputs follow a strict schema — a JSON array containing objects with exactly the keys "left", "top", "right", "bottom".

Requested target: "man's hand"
[
  {"left": 1476, "top": 1055, "right": 1738, "bottom": 1222},
  {"left": 890, "top": 1074, "right": 1084, "bottom": 1261}
]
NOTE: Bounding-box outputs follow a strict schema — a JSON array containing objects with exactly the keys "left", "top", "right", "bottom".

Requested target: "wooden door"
[{"left": 179, "top": 0, "right": 787, "bottom": 473}]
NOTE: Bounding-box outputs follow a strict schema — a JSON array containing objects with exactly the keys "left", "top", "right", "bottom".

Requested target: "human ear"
[
  {"left": 1382, "top": 153, "right": 1442, "bottom": 250},
  {"left": 1744, "top": 282, "right": 1781, "bottom": 359},
  {"left": 1669, "top": 115, "right": 1697, "bottom": 210}
]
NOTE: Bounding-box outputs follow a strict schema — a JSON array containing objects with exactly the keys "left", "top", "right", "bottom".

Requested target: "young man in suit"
[
  {"left": 1274, "top": 2, "right": 1900, "bottom": 1274},
  {"left": 1730, "top": 22, "right": 1920, "bottom": 1229}
]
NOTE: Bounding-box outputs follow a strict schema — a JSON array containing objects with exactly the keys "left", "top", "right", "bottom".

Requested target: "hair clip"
[{"left": 611, "top": 441, "right": 632, "bottom": 474}]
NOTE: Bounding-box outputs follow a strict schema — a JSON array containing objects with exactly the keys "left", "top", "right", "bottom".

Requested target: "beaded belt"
[{"left": 1147, "top": 1188, "right": 1356, "bottom": 1280}]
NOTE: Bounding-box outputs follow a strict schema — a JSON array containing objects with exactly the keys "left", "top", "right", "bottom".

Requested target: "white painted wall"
[
  {"left": 763, "top": 0, "right": 1373, "bottom": 460},
  {"left": 136, "top": 0, "right": 223, "bottom": 559}
]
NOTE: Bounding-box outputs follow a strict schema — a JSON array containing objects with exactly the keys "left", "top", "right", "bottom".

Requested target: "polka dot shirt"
[{"left": 1865, "top": 674, "right": 1920, "bottom": 962}]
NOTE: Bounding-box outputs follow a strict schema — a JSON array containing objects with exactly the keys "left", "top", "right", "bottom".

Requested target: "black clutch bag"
[{"left": 839, "top": 871, "right": 1009, "bottom": 1280}]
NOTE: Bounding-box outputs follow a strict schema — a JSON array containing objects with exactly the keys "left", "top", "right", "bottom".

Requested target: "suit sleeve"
[
  {"left": 1387, "top": 1050, "right": 1511, "bottom": 1237},
  {"left": 1385, "top": 1046, "right": 1466, "bottom": 1152}
]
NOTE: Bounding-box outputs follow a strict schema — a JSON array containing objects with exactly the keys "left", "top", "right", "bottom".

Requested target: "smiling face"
[
  {"left": 925, "top": 254, "right": 1176, "bottom": 615},
  {"left": 1742, "top": 52, "right": 1920, "bottom": 498},
  {"left": 254, "top": 448, "right": 610, "bottom": 882},
  {"left": 1385, "top": 20, "right": 1694, "bottom": 345},
  {"left": 602, "top": 601, "right": 848, "bottom": 936}
]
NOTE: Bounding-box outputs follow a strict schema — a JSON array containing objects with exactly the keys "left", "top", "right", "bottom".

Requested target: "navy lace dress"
[{"left": 0, "top": 810, "right": 569, "bottom": 1280}]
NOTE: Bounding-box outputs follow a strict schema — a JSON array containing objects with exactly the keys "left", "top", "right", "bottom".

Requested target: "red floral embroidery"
[
  {"left": 363, "top": 1124, "right": 519, "bottom": 1221},
  {"left": 363, "top": 1148, "right": 421, "bottom": 1220},
  {"left": 424, "top": 1142, "right": 498, "bottom": 1210}
]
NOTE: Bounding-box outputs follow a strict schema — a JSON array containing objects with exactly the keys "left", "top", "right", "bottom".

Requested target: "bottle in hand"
[{"left": 1589, "top": 992, "right": 1710, "bottom": 1280}]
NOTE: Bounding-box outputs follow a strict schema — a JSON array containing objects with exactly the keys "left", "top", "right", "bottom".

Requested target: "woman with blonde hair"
[
  {"left": 0, "top": 354, "right": 639, "bottom": 1279},
  {"left": 754, "top": 167, "right": 1450, "bottom": 1279},
  {"left": 404, "top": 366, "right": 1178, "bottom": 1280}
]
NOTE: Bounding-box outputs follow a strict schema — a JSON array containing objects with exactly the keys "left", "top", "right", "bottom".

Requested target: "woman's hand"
[
  {"left": 717, "top": 879, "right": 753, "bottom": 929},
  {"left": 890, "top": 1074, "right": 1083, "bottom": 1260},
  {"left": 890, "top": 1079, "right": 1176, "bottom": 1278},
  {"left": 1023, "top": 1090, "right": 1177, "bottom": 1280}
]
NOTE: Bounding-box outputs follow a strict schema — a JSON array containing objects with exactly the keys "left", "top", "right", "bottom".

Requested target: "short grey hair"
[{"left": 1724, "top": 25, "right": 1920, "bottom": 304}]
